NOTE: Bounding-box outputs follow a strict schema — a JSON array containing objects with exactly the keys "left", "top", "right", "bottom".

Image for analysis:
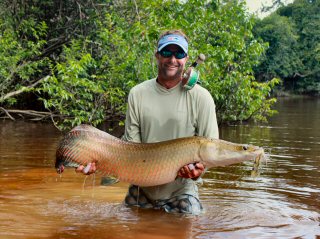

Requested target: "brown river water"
[{"left": 0, "top": 97, "right": 319, "bottom": 239}]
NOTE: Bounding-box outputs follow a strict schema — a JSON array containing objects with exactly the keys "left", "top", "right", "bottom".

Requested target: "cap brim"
[{"left": 158, "top": 42, "right": 188, "bottom": 54}]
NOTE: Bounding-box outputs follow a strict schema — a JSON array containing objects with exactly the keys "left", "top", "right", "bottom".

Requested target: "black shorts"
[{"left": 124, "top": 185, "right": 203, "bottom": 215}]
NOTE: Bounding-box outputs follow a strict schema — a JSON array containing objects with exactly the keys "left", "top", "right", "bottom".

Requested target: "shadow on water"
[{"left": 0, "top": 97, "right": 320, "bottom": 238}]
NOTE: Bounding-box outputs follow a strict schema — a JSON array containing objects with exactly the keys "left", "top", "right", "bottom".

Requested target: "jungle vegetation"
[
  {"left": 253, "top": 0, "right": 320, "bottom": 95},
  {"left": 0, "top": 0, "right": 318, "bottom": 130}
]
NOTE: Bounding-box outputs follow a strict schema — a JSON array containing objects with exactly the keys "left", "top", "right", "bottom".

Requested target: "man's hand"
[
  {"left": 178, "top": 162, "right": 205, "bottom": 179},
  {"left": 75, "top": 162, "right": 97, "bottom": 175}
]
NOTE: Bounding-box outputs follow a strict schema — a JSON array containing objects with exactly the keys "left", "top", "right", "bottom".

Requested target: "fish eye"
[{"left": 242, "top": 145, "right": 248, "bottom": 150}]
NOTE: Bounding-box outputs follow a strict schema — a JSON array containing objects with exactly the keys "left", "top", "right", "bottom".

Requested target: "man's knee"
[
  {"left": 124, "top": 185, "right": 152, "bottom": 208},
  {"left": 162, "top": 195, "right": 203, "bottom": 214}
]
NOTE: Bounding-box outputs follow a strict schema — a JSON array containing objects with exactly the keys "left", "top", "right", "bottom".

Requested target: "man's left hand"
[{"left": 178, "top": 162, "right": 205, "bottom": 179}]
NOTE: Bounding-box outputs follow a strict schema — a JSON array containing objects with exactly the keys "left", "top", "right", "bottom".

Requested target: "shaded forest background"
[
  {"left": 0, "top": 0, "right": 318, "bottom": 130},
  {"left": 253, "top": 0, "right": 320, "bottom": 95}
]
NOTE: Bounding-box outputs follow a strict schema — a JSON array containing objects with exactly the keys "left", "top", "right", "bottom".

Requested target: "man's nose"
[{"left": 168, "top": 55, "right": 178, "bottom": 62}]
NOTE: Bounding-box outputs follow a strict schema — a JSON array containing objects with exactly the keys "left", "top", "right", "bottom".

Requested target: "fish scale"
[{"left": 55, "top": 124, "right": 265, "bottom": 187}]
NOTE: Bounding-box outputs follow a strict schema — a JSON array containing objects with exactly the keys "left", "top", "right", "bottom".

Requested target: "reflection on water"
[{"left": 0, "top": 97, "right": 319, "bottom": 238}]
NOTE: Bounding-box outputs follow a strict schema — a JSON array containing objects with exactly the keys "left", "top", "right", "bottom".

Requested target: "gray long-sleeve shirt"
[{"left": 123, "top": 78, "right": 219, "bottom": 201}]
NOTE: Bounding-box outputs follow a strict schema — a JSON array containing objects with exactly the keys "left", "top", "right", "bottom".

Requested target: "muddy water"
[{"left": 0, "top": 97, "right": 319, "bottom": 239}]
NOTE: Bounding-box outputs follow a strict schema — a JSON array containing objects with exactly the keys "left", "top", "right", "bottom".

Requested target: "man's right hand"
[
  {"left": 75, "top": 162, "right": 97, "bottom": 175},
  {"left": 178, "top": 162, "right": 205, "bottom": 180}
]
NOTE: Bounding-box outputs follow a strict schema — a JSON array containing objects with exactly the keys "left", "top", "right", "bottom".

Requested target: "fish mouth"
[
  {"left": 55, "top": 157, "right": 81, "bottom": 174},
  {"left": 55, "top": 157, "right": 65, "bottom": 174},
  {"left": 56, "top": 164, "right": 64, "bottom": 174}
]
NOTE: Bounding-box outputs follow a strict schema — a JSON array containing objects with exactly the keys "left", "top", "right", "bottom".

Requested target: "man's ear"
[{"left": 155, "top": 51, "right": 159, "bottom": 59}]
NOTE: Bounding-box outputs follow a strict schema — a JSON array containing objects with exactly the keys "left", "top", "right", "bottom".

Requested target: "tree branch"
[
  {"left": 0, "top": 108, "right": 59, "bottom": 121},
  {"left": 0, "top": 107, "right": 15, "bottom": 120},
  {"left": 0, "top": 75, "right": 50, "bottom": 102}
]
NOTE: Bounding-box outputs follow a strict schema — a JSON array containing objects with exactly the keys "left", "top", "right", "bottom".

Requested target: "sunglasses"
[{"left": 158, "top": 49, "right": 187, "bottom": 59}]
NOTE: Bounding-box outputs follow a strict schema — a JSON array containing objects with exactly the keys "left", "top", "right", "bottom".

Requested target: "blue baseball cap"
[{"left": 157, "top": 34, "right": 188, "bottom": 54}]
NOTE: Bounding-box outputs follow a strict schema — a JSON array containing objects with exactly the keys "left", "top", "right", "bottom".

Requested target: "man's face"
[{"left": 156, "top": 44, "right": 188, "bottom": 81}]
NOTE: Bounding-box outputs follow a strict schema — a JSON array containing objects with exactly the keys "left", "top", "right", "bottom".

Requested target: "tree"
[
  {"left": 290, "top": 0, "right": 320, "bottom": 94},
  {"left": 0, "top": 0, "right": 278, "bottom": 129},
  {"left": 253, "top": 0, "right": 320, "bottom": 95},
  {"left": 253, "top": 14, "right": 302, "bottom": 87}
]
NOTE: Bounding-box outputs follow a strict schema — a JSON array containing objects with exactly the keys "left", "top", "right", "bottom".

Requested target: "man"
[
  {"left": 121, "top": 29, "right": 218, "bottom": 214},
  {"left": 77, "top": 29, "right": 219, "bottom": 214}
]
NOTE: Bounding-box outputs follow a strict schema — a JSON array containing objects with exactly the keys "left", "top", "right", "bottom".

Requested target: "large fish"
[{"left": 55, "top": 125, "right": 264, "bottom": 187}]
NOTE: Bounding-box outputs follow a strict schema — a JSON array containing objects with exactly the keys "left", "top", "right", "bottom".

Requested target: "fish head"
[
  {"left": 199, "top": 138, "right": 265, "bottom": 168},
  {"left": 55, "top": 152, "right": 81, "bottom": 174}
]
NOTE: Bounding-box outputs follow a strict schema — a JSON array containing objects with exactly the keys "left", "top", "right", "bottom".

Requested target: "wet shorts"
[{"left": 124, "top": 185, "right": 203, "bottom": 215}]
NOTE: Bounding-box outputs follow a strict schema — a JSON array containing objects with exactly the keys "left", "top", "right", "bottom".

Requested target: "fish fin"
[{"left": 100, "top": 176, "right": 119, "bottom": 186}]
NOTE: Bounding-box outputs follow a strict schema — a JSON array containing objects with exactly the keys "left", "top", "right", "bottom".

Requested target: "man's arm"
[{"left": 122, "top": 90, "right": 142, "bottom": 143}]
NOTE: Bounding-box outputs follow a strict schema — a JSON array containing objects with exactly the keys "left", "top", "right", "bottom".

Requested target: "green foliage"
[
  {"left": 0, "top": 18, "right": 48, "bottom": 104},
  {"left": 253, "top": 14, "right": 301, "bottom": 79},
  {"left": 39, "top": 40, "right": 126, "bottom": 130},
  {"left": 87, "top": 0, "right": 278, "bottom": 124},
  {"left": 1, "top": 0, "right": 279, "bottom": 129},
  {"left": 253, "top": 0, "right": 320, "bottom": 95},
  {"left": 183, "top": 0, "right": 279, "bottom": 123}
]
